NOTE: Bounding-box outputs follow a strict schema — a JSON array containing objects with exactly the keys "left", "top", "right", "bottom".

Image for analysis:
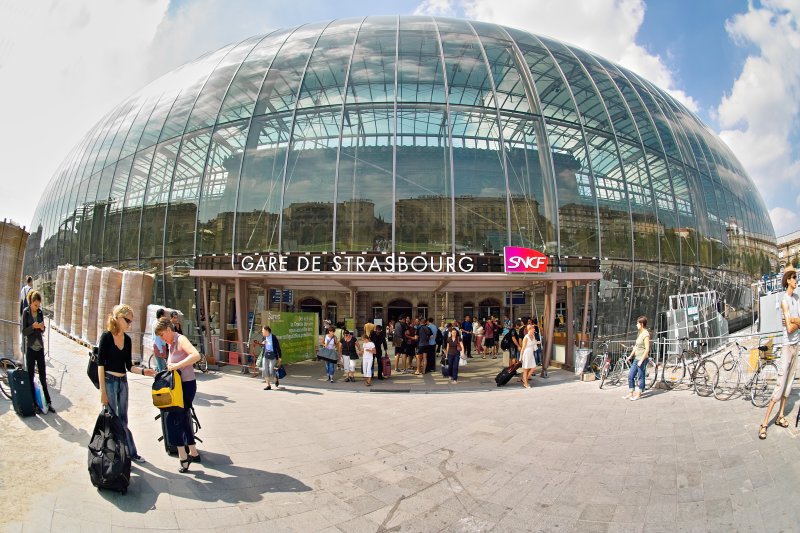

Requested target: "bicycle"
[
  {"left": 662, "top": 338, "right": 718, "bottom": 396},
  {"left": 714, "top": 342, "right": 779, "bottom": 407},
  {"left": 0, "top": 357, "right": 22, "bottom": 400},
  {"left": 596, "top": 342, "right": 657, "bottom": 389}
]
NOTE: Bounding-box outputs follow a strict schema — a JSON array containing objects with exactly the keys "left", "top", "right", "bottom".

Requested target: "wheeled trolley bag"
[
  {"left": 88, "top": 407, "right": 131, "bottom": 494},
  {"left": 9, "top": 368, "right": 35, "bottom": 417},
  {"left": 495, "top": 362, "right": 521, "bottom": 387},
  {"left": 155, "top": 407, "right": 202, "bottom": 456}
]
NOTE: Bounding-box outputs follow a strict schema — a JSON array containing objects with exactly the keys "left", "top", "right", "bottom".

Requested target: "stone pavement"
[{"left": 2, "top": 330, "right": 800, "bottom": 532}]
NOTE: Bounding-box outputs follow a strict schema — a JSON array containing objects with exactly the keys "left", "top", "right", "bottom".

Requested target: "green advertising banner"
[{"left": 264, "top": 311, "right": 319, "bottom": 364}]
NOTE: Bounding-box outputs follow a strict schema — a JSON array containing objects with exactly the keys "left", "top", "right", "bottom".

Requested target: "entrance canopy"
[{"left": 189, "top": 269, "right": 602, "bottom": 292}]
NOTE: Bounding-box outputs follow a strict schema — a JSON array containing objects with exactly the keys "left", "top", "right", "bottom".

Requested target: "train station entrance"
[{"left": 190, "top": 251, "right": 602, "bottom": 373}]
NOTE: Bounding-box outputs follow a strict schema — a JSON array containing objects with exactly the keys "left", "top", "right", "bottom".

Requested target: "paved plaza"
[{"left": 2, "top": 330, "right": 800, "bottom": 532}]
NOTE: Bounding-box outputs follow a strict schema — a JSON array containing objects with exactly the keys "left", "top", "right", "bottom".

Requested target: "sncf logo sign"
[{"left": 504, "top": 246, "right": 548, "bottom": 273}]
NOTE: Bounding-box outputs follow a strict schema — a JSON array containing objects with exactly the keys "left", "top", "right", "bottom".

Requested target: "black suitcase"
[
  {"left": 156, "top": 407, "right": 202, "bottom": 456},
  {"left": 495, "top": 362, "right": 521, "bottom": 387},
  {"left": 9, "top": 368, "right": 35, "bottom": 417},
  {"left": 88, "top": 408, "right": 131, "bottom": 494}
]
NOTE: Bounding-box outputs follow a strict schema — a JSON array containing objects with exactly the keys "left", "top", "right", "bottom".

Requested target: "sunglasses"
[{"left": 121, "top": 316, "right": 132, "bottom": 324}]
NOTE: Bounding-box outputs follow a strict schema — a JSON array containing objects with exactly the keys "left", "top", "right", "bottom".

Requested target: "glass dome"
[{"left": 26, "top": 16, "right": 775, "bottom": 336}]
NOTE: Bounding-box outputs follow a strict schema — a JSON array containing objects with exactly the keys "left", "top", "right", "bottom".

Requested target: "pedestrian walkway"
[{"left": 2, "top": 329, "right": 800, "bottom": 532}]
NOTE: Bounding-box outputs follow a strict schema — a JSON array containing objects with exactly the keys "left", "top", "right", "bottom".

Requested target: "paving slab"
[{"left": 1, "top": 329, "right": 799, "bottom": 532}]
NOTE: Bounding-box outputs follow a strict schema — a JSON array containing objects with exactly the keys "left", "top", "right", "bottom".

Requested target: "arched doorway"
[
  {"left": 478, "top": 298, "right": 502, "bottom": 320},
  {"left": 387, "top": 299, "right": 413, "bottom": 322},
  {"left": 299, "top": 297, "right": 323, "bottom": 332}
]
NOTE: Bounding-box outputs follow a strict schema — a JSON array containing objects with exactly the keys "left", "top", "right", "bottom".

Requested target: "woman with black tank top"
[{"left": 98, "top": 304, "right": 156, "bottom": 464}]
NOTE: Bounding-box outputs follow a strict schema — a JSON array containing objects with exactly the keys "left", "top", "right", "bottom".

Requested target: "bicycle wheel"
[
  {"left": 599, "top": 359, "right": 610, "bottom": 389},
  {"left": 590, "top": 354, "right": 604, "bottom": 377},
  {"left": 0, "top": 358, "right": 20, "bottom": 400},
  {"left": 644, "top": 358, "right": 658, "bottom": 390},
  {"left": 713, "top": 353, "right": 740, "bottom": 401},
  {"left": 693, "top": 359, "right": 718, "bottom": 397},
  {"left": 662, "top": 353, "right": 685, "bottom": 389},
  {"left": 751, "top": 362, "right": 779, "bottom": 408},
  {"left": 609, "top": 358, "right": 626, "bottom": 386}
]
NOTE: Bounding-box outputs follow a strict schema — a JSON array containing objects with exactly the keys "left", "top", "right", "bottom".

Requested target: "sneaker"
[
  {"left": 131, "top": 455, "right": 146, "bottom": 464},
  {"left": 329, "top": 377, "right": 334, "bottom": 383}
]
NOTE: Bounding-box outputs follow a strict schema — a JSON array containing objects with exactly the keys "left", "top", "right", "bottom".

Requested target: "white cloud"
[
  {"left": 414, "top": 0, "right": 457, "bottom": 17},
  {"left": 0, "top": 1, "right": 168, "bottom": 229},
  {"left": 717, "top": 1, "right": 800, "bottom": 237},
  {"left": 0, "top": 0, "right": 280, "bottom": 230},
  {"left": 415, "top": 0, "right": 698, "bottom": 111}
]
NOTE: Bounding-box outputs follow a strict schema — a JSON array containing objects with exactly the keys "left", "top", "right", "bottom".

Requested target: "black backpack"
[
  {"left": 500, "top": 329, "right": 514, "bottom": 350},
  {"left": 435, "top": 327, "right": 443, "bottom": 345},
  {"left": 88, "top": 407, "right": 131, "bottom": 494}
]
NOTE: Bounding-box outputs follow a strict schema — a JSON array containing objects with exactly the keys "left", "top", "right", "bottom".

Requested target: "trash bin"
[{"left": 574, "top": 348, "right": 591, "bottom": 377}]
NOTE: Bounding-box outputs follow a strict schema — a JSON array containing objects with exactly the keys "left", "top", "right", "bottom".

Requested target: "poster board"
[{"left": 263, "top": 311, "right": 319, "bottom": 364}]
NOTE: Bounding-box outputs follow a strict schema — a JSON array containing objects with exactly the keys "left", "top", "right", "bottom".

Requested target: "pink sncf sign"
[{"left": 503, "top": 246, "right": 548, "bottom": 273}]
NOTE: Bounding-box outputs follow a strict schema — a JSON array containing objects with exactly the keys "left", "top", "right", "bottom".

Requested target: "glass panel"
[
  {"left": 253, "top": 32, "right": 319, "bottom": 116},
  {"left": 120, "top": 96, "right": 161, "bottom": 159},
  {"left": 185, "top": 37, "right": 262, "bottom": 133},
  {"left": 164, "top": 129, "right": 212, "bottom": 259},
  {"left": 337, "top": 108, "right": 393, "bottom": 251},
  {"left": 196, "top": 122, "right": 249, "bottom": 256},
  {"left": 140, "top": 139, "right": 180, "bottom": 259},
  {"left": 217, "top": 30, "right": 290, "bottom": 124},
  {"left": 70, "top": 176, "right": 91, "bottom": 265},
  {"left": 647, "top": 155, "right": 680, "bottom": 265},
  {"left": 235, "top": 116, "right": 290, "bottom": 254},
  {"left": 78, "top": 171, "right": 105, "bottom": 264},
  {"left": 626, "top": 73, "right": 682, "bottom": 160},
  {"left": 119, "top": 147, "right": 154, "bottom": 262},
  {"left": 450, "top": 109, "right": 507, "bottom": 252},
  {"left": 282, "top": 110, "right": 341, "bottom": 251},
  {"left": 539, "top": 38, "right": 610, "bottom": 132},
  {"left": 439, "top": 27, "right": 495, "bottom": 109},
  {"left": 397, "top": 26, "right": 445, "bottom": 104},
  {"left": 296, "top": 29, "right": 355, "bottom": 110},
  {"left": 477, "top": 35, "right": 533, "bottom": 114},
  {"left": 103, "top": 155, "right": 135, "bottom": 265},
  {"left": 545, "top": 123, "right": 599, "bottom": 257},
  {"left": 616, "top": 141, "right": 658, "bottom": 263},
  {"left": 574, "top": 50, "right": 637, "bottom": 142},
  {"left": 502, "top": 115, "right": 554, "bottom": 250},
  {"left": 506, "top": 28, "right": 580, "bottom": 123},
  {"left": 102, "top": 99, "right": 140, "bottom": 171},
  {"left": 585, "top": 133, "right": 632, "bottom": 259},
  {"left": 346, "top": 27, "right": 397, "bottom": 105},
  {"left": 159, "top": 46, "right": 235, "bottom": 142},
  {"left": 137, "top": 92, "right": 177, "bottom": 151},
  {"left": 395, "top": 107, "right": 450, "bottom": 252}
]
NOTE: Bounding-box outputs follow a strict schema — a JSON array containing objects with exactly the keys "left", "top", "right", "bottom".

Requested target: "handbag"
[
  {"left": 459, "top": 354, "right": 467, "bottom": 367},
  {"left": 87, "top": 346, "right": 100, "bottom": 389},
  {"left": 276, "top": 366, "right": 287, "bottom": 379},
  {"left": 256, "top": 352, "right": 263, "bottom": 369},
  {"left": 151, "top": 370, "right": 184, "bottom": 411},
  {"left": 317, "top": 347, "right": 338, "bottom": 362}
]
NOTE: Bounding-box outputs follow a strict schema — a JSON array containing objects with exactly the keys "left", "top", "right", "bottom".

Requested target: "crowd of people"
[{"left": 315, "top": 314, "right": 548, "bottom": 387}]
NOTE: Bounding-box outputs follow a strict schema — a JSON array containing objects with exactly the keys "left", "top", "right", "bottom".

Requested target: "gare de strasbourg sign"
[{"left": 239, "top": 246, "right": 548, "bottom": 274}]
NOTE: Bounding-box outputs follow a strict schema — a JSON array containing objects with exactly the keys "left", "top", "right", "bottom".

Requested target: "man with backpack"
[{"left": 426, "top": 317, "right": 439, "bottom": 373}]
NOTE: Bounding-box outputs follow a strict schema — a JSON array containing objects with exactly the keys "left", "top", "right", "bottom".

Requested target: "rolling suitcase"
[
  {"left": 9, "top": 368, "right": 35, "bottom": 417},
  {"left": 155, "top": 407, "right": 202, "bottom": 456},
  {"left": 495, "top": 362, "right": 521, "bottom": 387},
  {"left": 382, "top": 356, "right": 391, "bottom": 378},
  {"left": 88, "top": 407, "right": 131, "bottom": 494}
]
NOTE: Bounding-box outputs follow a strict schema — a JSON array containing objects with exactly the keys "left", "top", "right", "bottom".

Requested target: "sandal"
[
  {"left": 776, "top": 416, "right": 789, "bottom": 428},
  {"left": 759, "top": 424, "right": 767, "bottom": 440},
  {"left": 179, "top": 459, "right": 191, "bottom": 473}
]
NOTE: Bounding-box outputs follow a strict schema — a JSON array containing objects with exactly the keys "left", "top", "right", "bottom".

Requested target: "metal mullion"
[
  {"left": 431, "top": 18, "right": 457, "bottom": 255},
  {"left": 531, "top": 35, "right": 602, "bottom": 260},
  {"left": 275, "top": 22, "right": 333, "bottom": 252},
  {"left": 332, "top": 17, "right": 367, "bottom": 252}
]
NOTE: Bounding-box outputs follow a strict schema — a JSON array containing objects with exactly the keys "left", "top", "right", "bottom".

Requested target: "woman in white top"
[
  {"left": 361, "top": 333, "right": 376, "bottom": 386},
  {"left": 520, "top": 324, "right": 539, "bottom": 388}
]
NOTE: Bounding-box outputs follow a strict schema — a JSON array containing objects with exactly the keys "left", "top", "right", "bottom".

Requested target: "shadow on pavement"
[
  {"left": 97, "top": 451, "right": 311, "bottom": 512},
  {"left": 192, "top": 391, "right": 236, "bottom": 407}
]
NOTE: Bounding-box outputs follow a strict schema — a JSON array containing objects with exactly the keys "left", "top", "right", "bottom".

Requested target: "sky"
[{"left": 0, "top": 0, "right": 798, "bottom": 236}]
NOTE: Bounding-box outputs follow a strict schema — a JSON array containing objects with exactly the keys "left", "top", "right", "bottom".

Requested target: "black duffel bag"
[{"left": 88, "top": 407, "right": 131, "bottom": 494}]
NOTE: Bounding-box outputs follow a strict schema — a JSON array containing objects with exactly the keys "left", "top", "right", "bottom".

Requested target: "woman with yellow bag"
[{"left": 155, "top": 317, "right": 201, "bottom": 473}]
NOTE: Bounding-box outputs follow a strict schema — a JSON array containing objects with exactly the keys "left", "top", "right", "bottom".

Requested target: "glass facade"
[{"left": 26, "top": 17, "right": 775, "bottom": 337}]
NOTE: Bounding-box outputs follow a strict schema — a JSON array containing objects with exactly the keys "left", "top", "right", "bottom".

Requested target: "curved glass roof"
[{"left": 29, "top": 16, "right": 774, "bottom": 279}]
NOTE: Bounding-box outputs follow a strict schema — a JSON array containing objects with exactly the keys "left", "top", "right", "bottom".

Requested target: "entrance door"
[
  {"left": 299, "top": 298, "right": 323, "bottom": 332},
  {"left": 387, "top": 299, "right": 412, "bottom": 322},
  {"left": 478, "top": 298, "right": 502, "bottom": 320}
]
